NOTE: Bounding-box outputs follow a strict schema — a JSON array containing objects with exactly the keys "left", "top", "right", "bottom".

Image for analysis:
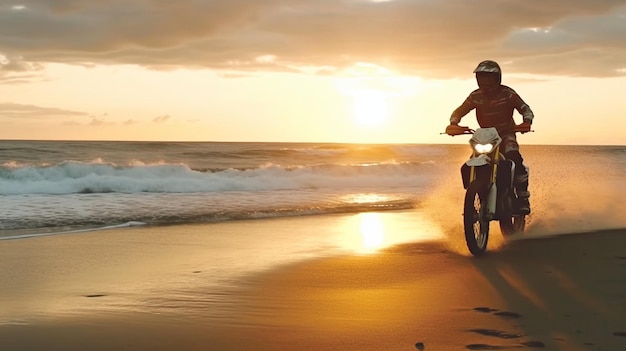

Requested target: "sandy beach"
[{"left": 1, "top": 211, "right": 625, "bottom": 351}]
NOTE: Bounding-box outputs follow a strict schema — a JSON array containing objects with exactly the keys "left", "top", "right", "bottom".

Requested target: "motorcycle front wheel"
[{"left": 463, "top": 181, "right": 490, "bottom": 256}]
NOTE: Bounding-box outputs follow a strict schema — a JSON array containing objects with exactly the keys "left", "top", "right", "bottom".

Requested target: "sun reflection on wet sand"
[
  {"left": 337, "top": 211, "right": 445, "bottom": 254},
  {"left": 359, "top": 213, "right": 385, "bottom": 253}
]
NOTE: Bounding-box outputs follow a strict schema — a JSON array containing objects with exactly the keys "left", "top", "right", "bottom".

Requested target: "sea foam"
[{"left": 0, "top": 160, "right": 438, "bottom": 195}]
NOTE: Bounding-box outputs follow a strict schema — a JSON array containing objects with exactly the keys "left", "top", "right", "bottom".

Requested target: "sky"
[{"left": 1, "top": 0, "right": 626, "bottom": 145}]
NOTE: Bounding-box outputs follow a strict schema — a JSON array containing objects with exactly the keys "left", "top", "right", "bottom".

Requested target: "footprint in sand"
[
  {"left": 474, "top": 307, "right": 499, "bottom": 313},
  {"left": 466, "top": 341, "right": 545, "bottom": 350},
  {"left": 472, "top": 307, "right": 522, "bottom": 319},
  {"left": 466, "top": 344, "right": 511, "bottom": 350},
  {"left": 467, "top": 307, "right": 544, "bottom": 349},
  {"left": 520, "top": 341, "right": 545, "bottom": 348},
  {"left": 468, "top": 329, "right": 525, "bottom": 339}
]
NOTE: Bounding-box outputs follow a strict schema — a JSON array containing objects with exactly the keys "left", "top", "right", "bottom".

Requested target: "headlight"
[{"left": 474, "top": 143, "right": 494, "bottom": 154}]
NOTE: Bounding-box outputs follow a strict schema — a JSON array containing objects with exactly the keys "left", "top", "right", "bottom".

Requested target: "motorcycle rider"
[{"left": 446, "top": 60, "right": 533, "bottom": 214}]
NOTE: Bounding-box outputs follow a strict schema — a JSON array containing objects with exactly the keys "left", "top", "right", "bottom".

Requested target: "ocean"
[{"left": 1, "top": 140, "right": 625, "bottom": 240}]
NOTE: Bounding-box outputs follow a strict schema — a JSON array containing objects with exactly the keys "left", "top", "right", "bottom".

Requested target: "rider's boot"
[
  {"left": 515, "top": 172, "right": 530, "bottom": 215},
  {"left": 518, "top": 192, "right": 530, "bottom": 215}
]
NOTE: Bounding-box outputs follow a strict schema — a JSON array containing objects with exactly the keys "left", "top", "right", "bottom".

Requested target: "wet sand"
[{"left": 1, "top": 213, "right": 625, "bottom": 351}]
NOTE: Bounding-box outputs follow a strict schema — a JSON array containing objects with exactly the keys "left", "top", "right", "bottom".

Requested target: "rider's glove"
[
  {"left": 518, "top": 121, "right": 532, "bottom": 133},
  {"left": 446, "top": 124, "right": 460, "bottom": 135}
]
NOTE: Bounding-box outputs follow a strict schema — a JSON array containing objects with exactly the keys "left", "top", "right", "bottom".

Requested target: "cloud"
[
  {"left": 0, "top": 1, "right": 625, "bottom": 78},
  {"left": 153, "top": 114, "right": 171, "bottom": 123},
  {"left": 88, "top": 116, "right": 109, "bottom": 126},
  {"left": 0, "top": 102, "right": 88, "bottom": 118},
  {"left": 87, "top": 112, "right": 113, "bottom": 126},
  {"left": 0, "top": 54, "right": 45, "bottom": 83}
]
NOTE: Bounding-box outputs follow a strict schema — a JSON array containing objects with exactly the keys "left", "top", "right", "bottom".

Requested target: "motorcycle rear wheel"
[
  {"left": 499, "top": 190, "right": 527, "bottom": 236},
  {"left": 513, "top": 215, "right": 526, "bottom": 232},
  {"left": 463, "top": 181, "right": 490, "bottom": 256},
  {"left": 500, "top": 215, "right": 526, "bottom": 236}
]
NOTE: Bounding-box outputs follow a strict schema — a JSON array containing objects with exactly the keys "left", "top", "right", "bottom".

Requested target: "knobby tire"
[{"left": 463, "top": 181, "right": 489, "bottom": 256}]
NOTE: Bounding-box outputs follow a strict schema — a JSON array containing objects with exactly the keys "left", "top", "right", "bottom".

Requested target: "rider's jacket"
[{"left": 450, "top": 85, "right": 534, "bottom": 135}]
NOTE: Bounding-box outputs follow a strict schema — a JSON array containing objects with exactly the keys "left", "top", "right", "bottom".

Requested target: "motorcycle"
[{"left": 446, "top": 124, "right": 531, "bottom": 256}]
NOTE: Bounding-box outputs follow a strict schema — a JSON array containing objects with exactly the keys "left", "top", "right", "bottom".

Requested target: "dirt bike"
[{"left": 445, "top": 124, "right": 531, "bottom": 256}]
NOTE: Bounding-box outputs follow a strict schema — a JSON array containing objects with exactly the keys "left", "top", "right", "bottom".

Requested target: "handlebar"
[{"left": 442, "top": 124, "right": 534, "bottom": 136}]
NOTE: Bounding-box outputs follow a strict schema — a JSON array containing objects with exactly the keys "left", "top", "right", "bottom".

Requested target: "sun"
[
  {"left": 335, "top": 62, "right": 421, "bottom": 129},
  {"left": 352, "top": 90, "right": 389, "bottom": 127}
]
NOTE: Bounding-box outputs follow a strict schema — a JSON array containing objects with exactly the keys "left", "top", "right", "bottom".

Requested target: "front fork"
[{"left": 466, "top": 148, "right": 500, "bottom": 220}]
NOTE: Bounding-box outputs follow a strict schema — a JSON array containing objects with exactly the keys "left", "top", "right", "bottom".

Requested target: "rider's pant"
[
  {"left": 501, "top": 133, "right": 530, "bottom": 200},
  {"left": 504, "top": 150, "right": 530, "bottom": 200}
]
